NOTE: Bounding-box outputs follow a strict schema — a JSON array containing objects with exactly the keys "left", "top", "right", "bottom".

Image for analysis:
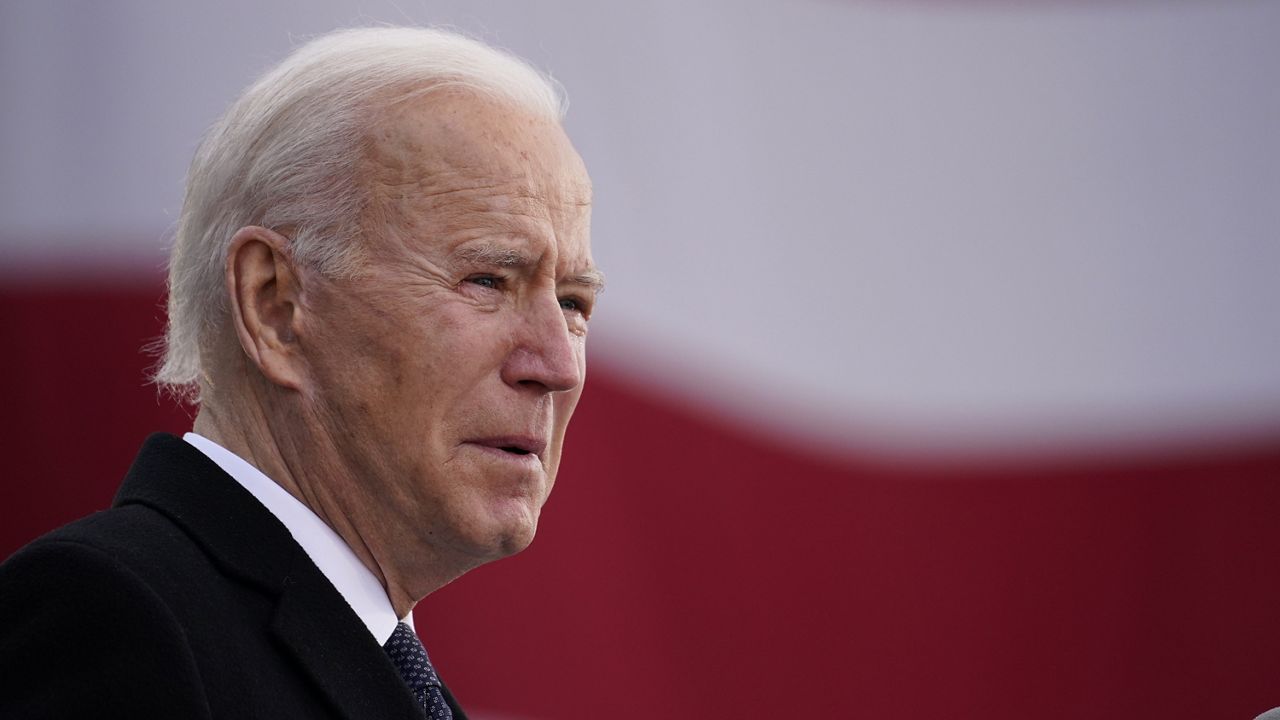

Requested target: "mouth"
[{"left": 467, "top": 436, "right": 548, "bottom": 461}]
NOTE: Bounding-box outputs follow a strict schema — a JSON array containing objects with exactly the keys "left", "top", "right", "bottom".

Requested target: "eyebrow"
[
  {"left": 456, "top": 244, "right": 532, "bottom": 268},
  {"left": 456, "top": 243, "right": 606, "bottom": 294},
  {"left": 569, "top": 268, "right": 607, "bottom": 295}
]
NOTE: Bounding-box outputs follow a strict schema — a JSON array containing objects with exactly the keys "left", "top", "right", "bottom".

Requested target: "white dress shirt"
[{"left": 183, "top": 432, "right": 411, "bottom": 644}]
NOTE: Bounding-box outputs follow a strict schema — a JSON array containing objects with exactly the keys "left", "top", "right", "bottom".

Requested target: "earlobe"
[{"left": 225, "top": 226, "right": 306, "bottom": 390}]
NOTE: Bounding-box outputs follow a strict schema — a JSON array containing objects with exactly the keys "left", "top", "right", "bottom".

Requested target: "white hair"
[{"left": 155, "top": 26, "right": 566, "bottom": 401}]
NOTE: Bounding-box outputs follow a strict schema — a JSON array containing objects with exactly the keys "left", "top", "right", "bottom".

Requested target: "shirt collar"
[{"left": 183, "top": 432, "right": 411, "bottom": 644}]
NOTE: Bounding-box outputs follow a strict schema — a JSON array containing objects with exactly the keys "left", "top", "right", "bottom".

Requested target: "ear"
[{"left": 224, "top": 226, "right": 306, "bottom": 390}]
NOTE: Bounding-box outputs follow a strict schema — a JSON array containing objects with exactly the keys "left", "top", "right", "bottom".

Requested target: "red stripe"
[{"left": 3, "top": 280, "right": 1278, "bottom": 719}]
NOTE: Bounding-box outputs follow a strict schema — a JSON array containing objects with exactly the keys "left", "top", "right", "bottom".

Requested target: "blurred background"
[{"left": 2, "top": 1, "right": 1279, "bottom": 718}]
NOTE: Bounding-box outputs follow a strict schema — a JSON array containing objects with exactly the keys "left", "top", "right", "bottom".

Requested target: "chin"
[
  {"left": 494, "top": 511, "right": 540, "bottom": 557},
  {"left": 464, "top": 501, "right": 541, "bottom": 561},
  {"left": 494, "top": 528, "right": 537, "bottom": 558}
]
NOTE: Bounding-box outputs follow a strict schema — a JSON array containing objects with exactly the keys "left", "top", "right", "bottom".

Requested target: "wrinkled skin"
[{"left": 199, "top": 89, "right": 599, "bottom": 615}]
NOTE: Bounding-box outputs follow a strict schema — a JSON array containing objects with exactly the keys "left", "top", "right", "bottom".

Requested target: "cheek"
[{"left": 311, "top": 320, "right": 435, "bottom": 443}]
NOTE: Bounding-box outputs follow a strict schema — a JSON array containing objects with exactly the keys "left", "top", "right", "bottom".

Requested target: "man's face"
[{"left": 299, "top": 91, "right": 597, "bottom": 580}]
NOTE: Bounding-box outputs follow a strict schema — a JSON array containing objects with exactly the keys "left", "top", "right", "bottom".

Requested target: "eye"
[
  {"left": 559, "top": 295, "right": 591, "bottom": 318},
  {"left": 466, "top": 275, "right": 503, "bottom": 290}
]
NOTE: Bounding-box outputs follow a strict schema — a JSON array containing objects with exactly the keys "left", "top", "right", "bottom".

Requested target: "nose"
[{"left": 501, "top": 295, "right": 583, "bottom": 394}]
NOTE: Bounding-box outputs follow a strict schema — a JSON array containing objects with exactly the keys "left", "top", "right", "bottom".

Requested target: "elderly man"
[{"left": 0, "top": 27, "right": 599, "bottom": 719}]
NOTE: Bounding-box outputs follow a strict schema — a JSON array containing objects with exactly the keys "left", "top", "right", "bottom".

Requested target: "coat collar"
[
  {"left": 114, "top": 433, "right": 440, "bottom": 720},
  {"left": 114, "top": 433, "right": 293, "bottom": 593}
]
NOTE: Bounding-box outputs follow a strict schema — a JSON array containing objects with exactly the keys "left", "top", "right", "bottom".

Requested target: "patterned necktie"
[{"left": 383, "top": 622, "right": 454, "bottom": 720}]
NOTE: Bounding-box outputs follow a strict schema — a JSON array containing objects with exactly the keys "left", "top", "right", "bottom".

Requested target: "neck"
[
  {"left": 192, "top": 385, "right": 435, "bottom": 617},
  {"left": 189, "top": 379, "right": 465, "bottom": 614}
]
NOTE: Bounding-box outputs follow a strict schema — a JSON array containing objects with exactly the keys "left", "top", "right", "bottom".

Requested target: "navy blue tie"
[{"left": 383, "top": 622, "right": 454, "bottom": 719}]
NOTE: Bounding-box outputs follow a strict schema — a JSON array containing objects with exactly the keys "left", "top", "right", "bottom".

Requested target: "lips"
[{"left": 467, "top": 435, "right": 548, "bottom": 460}]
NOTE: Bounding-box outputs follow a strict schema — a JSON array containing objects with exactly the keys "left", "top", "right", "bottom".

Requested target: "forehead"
[
  {"left": 363, "top": 90, "right": 592, "bottom": 238},
  {"left": 359, "top": 90, "right": 594, "bottom": 281}
]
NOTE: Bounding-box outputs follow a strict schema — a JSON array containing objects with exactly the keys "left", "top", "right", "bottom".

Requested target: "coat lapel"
[
  {"left": 271, "top": 553, "right": 426, "bottom": 720},
  {"left": 115, "top": 434, "right": 429, "bottom": 720}
]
